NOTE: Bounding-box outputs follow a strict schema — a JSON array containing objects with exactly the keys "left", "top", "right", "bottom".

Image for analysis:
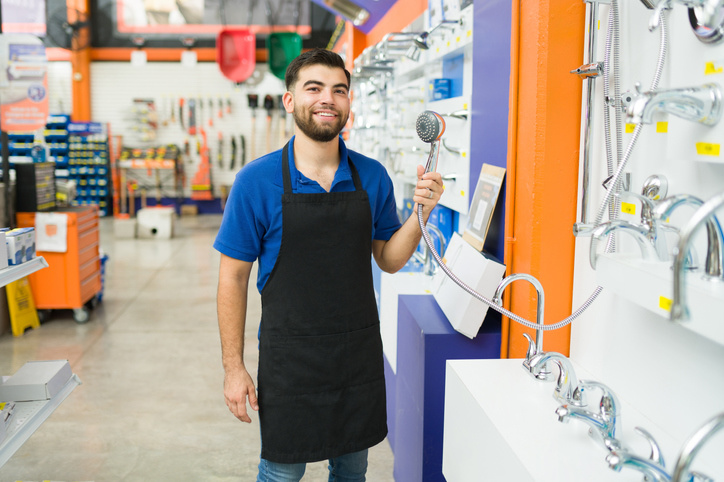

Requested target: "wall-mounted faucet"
[
  {"left": 672, "top": 412, "right": 724, "bottom": 482},
  {"left": 653, "top": 193, "right": 724, "bottom": 278},
  {"left": 671, "top": 191, "right": 724, "bottom": 321},
  {"left": 648, "top": 0, "right": 721, "bottom": 31},
  {"left": 589, "top": 219, "right": 660, "bottom": 269},
  {"left": 556, "top": 380, "right": 621, "bottom": 449},
  {"left": 626, "top": 82, "right": 723, "bottom": 126}
]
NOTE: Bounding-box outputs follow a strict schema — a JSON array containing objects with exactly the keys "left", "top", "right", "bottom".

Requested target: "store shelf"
[
  {"left": 0, "top": 374, "right": 81, "bottom": 468},
  {"left": 0, "top": 257, "right": 48, "bottom": 288},
  {"left": 595, "top": 253, "right": 724, "bottom": 347}
]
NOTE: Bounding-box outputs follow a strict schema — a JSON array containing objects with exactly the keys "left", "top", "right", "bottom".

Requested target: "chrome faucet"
[
  {"left": 555, "top": 380, "right": 621, "bottom": 449},
  {"left": 649, "top": 0, "right": 722, "bottom": 32},
  {"left": 617, "top": 190, "right": 671, "bottom": 261},
  {"left": 672, "top": 412, "right": 724, "bottom": 482},
  {"left": 671, "top": 191, "right": 724, "bottom": 321},
  {"left": 654, "top": 193, "right": 724, "bottom": 279},
  {"left": 589, "top": 219, "right": 660, "bottom": 269},
  {"left": 525, "top": 344, "right": 586, "bottom": 407},
  {"left": 493, "top": 274, "right": 545, "bottom": 358},
  {"left": 606, "top": 426, "right": 671, "bottom": 481},
  {"left": 626, "top": 83, "right": 723, "bottom": 126}
]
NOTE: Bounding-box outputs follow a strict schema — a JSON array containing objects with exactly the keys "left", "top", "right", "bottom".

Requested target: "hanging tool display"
[
  {"left": 188, "top": 98, "right": 197, "bottom": 135},
  {"left": 277, "top": 93, "right": 286, "bottom": 148},
  {"left": 248, "top": 94, "right": 259, "bottom": 160},
  {"left": 208, "top": 98, "right": 214, "bottom": 128},
  {"left": 191, "top": 129, "right": 213, "bottom": 200},
  {"left": 218, "top": 132, "right": 224, "bottom": 168},
  {"left": 227, "top": 98, "right": 232, "bottom": 115},
  {"left": 240, "top": 134, "right": 247, "bottom": 167},
  {"left": 264, "top": 94, "right": 274, "bottom": 154},
  {"left": 230, "top": 136, "right": 237, "bottom": 170},
  {"left": 218, "top": 98, "right": 224, "bottom": 119},
  {"left": 179, "top": 98, "right": 185, "bottom": 130}
]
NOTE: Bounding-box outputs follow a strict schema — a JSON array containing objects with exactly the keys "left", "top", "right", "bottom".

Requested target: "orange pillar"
[
  {"left": 504, "top": 1, "right": 585, "bottom": 358},
  {"left": 68, "top": 0, "right": 92, "bottom": 121}
]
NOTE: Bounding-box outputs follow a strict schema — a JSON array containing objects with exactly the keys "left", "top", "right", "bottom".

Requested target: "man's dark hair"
[{"left": 285, "top": 48, "right": 351, "bottom": 91}]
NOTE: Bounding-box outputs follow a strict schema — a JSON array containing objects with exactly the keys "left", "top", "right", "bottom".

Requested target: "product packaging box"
[
  {"left": 432, "top": 233, "right": 506, "bottom": 338},
  {"left": 5, "top": 227, "right": 35, "bottom": 265},
  {"left": 0, "top": 231, "right": 7, "bottom": 270},
  {"left": 0, "top": 360, "right": 73, "bottom": 402},
  {"left": 137, "top": 206, "right": 175, "bottom": 239},
  {"left": 430, "top": 79, "right": 451, "bottom": 101}
]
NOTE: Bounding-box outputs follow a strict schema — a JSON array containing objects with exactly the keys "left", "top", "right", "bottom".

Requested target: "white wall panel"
[{"left": 90, "top": 61, "right": 289, "bottom": 198}]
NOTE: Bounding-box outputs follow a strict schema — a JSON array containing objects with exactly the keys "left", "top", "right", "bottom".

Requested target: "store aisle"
[{"left": 0, "top": 215, "right": 394, "bottom": 481}]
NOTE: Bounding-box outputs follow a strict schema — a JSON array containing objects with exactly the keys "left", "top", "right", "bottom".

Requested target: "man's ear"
[{"left": 282, "top": 91, "right": 294, "bottom": 114}]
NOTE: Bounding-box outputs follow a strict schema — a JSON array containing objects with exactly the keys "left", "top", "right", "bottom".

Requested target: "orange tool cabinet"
[{"left": 16, "top": 206, "right": 102, "bottom": 323}]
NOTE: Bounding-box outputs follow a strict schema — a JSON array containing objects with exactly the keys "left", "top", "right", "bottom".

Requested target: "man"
[{"left": 215, "top": 48, "right": 443, "bottom": 481}]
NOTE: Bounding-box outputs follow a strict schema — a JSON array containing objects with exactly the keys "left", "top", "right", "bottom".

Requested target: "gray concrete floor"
[{"left": 0, "top": 214, "right": 395, "bottom": 481}]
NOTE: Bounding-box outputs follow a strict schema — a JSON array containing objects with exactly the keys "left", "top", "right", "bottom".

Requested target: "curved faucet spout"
[
  {"left": 672, "top": 192, "right": 724, "bottom": 321},
  {"left": 527, "top": 351, "right": 585, "bottom": 407},
  {"left": 672, "top": 412, "right": 724, "bottom": 482},
  {"left": 493, "top": 274, "right": 545, "bottom": 359},
  {"left": 590, "top": 220, "right": 660, "bottom": 269},
  {"left": 655, "top": 194, "right": 724, "bottom": 279},
  {"left": 556, "top": 380, "right": 620, "bottom": 447},
  {"left": 626, "top": 82, "right": 723, "bottom": 126}
]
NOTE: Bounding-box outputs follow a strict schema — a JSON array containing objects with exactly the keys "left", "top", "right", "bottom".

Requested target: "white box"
[
  {"left": 136, "top": 207, "right": 175, "bottom": 239},
  {"left": 5, "top": 227, "right": 35, "bottom": 265},
  {"left": 0, "top": 231, "right": 7, "bottom": 270},
  {"left": 0, "top": 360, "right": 73, "bottom": 402},
  {"left": 432, "top": 233, "right": 506, "bottom": 339}
]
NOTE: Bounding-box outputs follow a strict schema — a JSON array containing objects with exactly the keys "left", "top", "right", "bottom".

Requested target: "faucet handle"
[
  {"left": 649, "top": 0, "right": 671, "bottom": 32},
  {"left": 634, "top": 426, "right": 666, "bottom": 468}
]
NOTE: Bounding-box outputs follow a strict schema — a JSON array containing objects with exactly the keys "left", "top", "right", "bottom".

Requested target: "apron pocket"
[{"left": 260, "top": 324, "right": 384, "bottom": 396}]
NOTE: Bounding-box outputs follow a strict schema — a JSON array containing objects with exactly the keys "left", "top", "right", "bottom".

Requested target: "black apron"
[{"left": 257, "top": 142, "right": 387, "bottom": 464}]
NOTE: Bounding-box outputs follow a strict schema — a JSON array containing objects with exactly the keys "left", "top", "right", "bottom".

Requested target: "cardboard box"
[
  {"left": 0, "top": 231, "right": 7, "bottom": 270},
  {"left": 5, "top": 227, "right": 35, "bottom": 265},
  {"left": 0, "top": 360, "right": 73, "bottom": 402},
  {"left": 432, "top": 233, "right": 506, "bottom": 339}
]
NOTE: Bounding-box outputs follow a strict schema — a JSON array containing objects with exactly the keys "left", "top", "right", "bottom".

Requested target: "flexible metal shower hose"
[{"left": 414, "top": 6, "right": 669, "bottom": 333}]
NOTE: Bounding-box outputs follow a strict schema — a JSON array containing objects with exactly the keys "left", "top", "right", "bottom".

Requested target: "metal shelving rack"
[{"left": 0, "top": 257, "right": 82, "bottom": 467}]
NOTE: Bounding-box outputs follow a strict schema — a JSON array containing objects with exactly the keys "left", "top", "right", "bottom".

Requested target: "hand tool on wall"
[
  {"left": 247, "top": 94, "right": 258, "bottom": 160},
  {"left": 240, "top": 134, "right": 247, "bottom": 167},
  {"left": 170, "top": 96, "right": 176, "bottom": 124},
  {"left": 277, "top": 93, "right": 286, "bottom": 148},
  {"left": 218, "top": 98, "right": 224, "bottom": 119},
  {"left": 188, "top": 98, "right": 197, "bottom": 135},
  {"left": 227, "top": 98, "right": 232, "bottom": 115},
  {"left": 230, "top": 135, "right": 237, "bottom": 170},
  {"left": 179, "top": 98, "right": 185, "bottom": 129},
  {"left": 191, "top": 129, "right": 213, "bottom": 200},
  {"left": 264, "top": 94, "right": 274, "bottom": 154},
  {"left": 208, "top": 98, "right": 215, "bottom": 128},
  {"left": 218, "top": 132, "right": 224, "bottom": 168}
]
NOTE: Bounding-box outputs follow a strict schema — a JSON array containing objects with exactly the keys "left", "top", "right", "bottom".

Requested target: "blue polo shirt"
[{"left": 214, "top": 136, "right": 402, "bottom": 293}]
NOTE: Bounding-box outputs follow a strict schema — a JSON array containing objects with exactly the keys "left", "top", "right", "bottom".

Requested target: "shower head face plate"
[{"left": 416, "top": 111, "right": 446, "bottom": 143}]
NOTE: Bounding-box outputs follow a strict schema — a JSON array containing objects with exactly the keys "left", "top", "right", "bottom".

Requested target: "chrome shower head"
[
  {"left": 413, "top": 32, "right": 430, "bottom": 50},
  {"left": 416, "top": 111, "right": 446, "bottom": 143}
]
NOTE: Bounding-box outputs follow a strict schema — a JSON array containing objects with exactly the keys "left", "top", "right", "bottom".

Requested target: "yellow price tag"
[
  {"left": 625, "top": 123, "right": 636, "bottom": 134},
  {"left": 696, "top": 142, "right": 721, "bottom": 156},
  {"left": 621, "top": 201, "right": 636, "bottom": 215},
  {"left": 656, "top": 122, "right": 668, "bottom": 133},
  {"left": 704, "top": 62, "right": 723, "bottom": 75},
  {"left": 659, "top": 296, "right": 672, "bottom": 312}
]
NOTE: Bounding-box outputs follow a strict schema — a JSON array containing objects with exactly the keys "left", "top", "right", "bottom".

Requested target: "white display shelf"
[
  {"left": 442, "top": 359, "right": 688, "bottom": 482},
  {"left": 0, "top": 257, "right": 48, "bottom": 288},
  {"left": 595, "top": 253, "right": 724, "bottom": 346},
  {"left": 0, "top": 374, "right": 81, "bottom": 468}
]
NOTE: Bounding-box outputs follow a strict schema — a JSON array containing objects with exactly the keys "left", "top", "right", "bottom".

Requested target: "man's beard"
[{"left": 292, "top": 106, "right": 348, "bottom": 143}]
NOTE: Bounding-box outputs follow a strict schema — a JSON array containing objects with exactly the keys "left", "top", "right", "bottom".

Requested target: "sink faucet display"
[
  {"left": 653, "top": 193, "right": 724, "bottom": 278},
  {"left": 589, "top": 219, "right": 660, "bottom": 269},
  {"left": 671, "top": 191, "right": 724, "bottom": 321},
  {"left": 523, "top": 338, "right": 586, "bottom": 407},
  {"left": 626, "top": 83, "right": 723, "bottom": 126},
  {"left": 606, "top": 426, "right": 671, "bottom": 481},
  {"left": 493, "top": 274, "right": 546, "bottom": 357},
  {"left": 672, "top": 412, "right": 724, "bottom": 482},
  {"left": 556, "top": 380, "right": 621, "bottom": 450}
]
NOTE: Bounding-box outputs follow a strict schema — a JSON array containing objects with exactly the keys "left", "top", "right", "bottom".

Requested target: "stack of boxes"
[{"left": 1, "top": 227, "right": 36, "bottom": 269}]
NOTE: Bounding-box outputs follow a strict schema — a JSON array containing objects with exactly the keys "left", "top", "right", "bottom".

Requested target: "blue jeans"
[{"left": 256, "top": 449, "right": 368, "bottom": 482}]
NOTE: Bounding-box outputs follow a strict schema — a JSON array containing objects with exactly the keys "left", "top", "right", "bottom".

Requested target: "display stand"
[
  {"left": 0, "top": 374, "right": 81, "bottom": 468},
  {"left": 0, "top": 257, "right": 48, "bottom": 286}
]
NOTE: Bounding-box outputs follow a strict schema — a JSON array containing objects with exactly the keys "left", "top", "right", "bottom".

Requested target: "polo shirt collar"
[{"left": 275, "top": 136, "right": 353, "bottom": 191}]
